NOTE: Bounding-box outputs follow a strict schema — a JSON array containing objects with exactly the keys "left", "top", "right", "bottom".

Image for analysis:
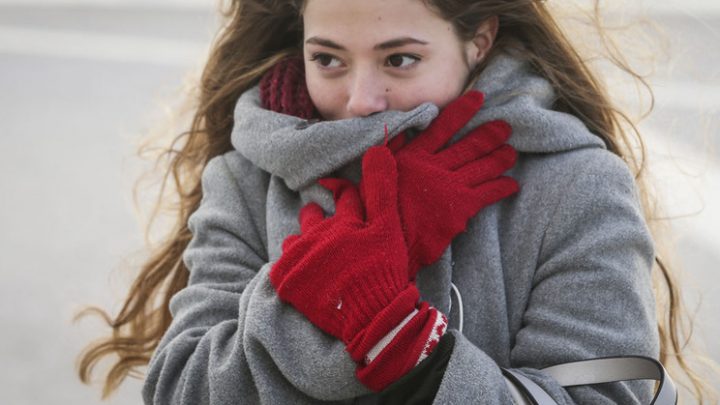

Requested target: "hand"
[
  {"left": 270, "top": 146, "right": 417, "bottom": 345},
  {"left": 270, "top": 146, "right": 448, "bottom": 391},
  {"left": 259, "top": 60, "right": 519, "bottom": 278},
  {"left": 386, "top": 91, "right": 520, "bottom": 277}
]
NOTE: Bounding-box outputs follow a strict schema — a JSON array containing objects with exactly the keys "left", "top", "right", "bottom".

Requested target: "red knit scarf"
[{"left": 259, "top": 55, "right": 319, "bottom": 120}]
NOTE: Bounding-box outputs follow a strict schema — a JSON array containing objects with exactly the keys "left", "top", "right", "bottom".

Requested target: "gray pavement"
[{"left": 0, "top": 2, "right": 718, "bottom": 404}]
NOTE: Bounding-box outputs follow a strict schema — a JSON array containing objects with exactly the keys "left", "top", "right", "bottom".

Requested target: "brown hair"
[{"left": 75, "top": 0, "right": 713, "bottom": 401}]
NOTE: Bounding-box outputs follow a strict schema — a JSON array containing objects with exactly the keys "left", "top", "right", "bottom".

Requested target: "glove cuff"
[
  {"left": 345, "top": 286, "right": 419, "bottom": 360},
  {"left": 354, "top": 302, "right": 448, "bottom": 392}
]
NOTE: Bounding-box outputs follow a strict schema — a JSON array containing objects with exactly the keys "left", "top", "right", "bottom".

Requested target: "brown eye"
[
  {"left": 317, "top": 54, "right": 334, "bottom": 66},
  {"left": 310, "top": 53, "right": 343, "bottom": 68},
  {"left": 386, "top": 54, "right": 420, "bottom": 68}
]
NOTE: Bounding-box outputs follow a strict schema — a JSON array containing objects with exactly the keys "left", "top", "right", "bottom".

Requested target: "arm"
[
  {"left": 508, "top": 152, "right": 658, "bottom": 403},
  {"left": 141, "top": 153, "right": 268, "bottom": 404},
  {"left": 141, "top": 153, "right": 368, "bottom": 404},
  {"left": 380, "top": 151, "right": 658, "bottom": 404},
  {"left": 432, "top": 152, "right": 658, "bottom": 404}
]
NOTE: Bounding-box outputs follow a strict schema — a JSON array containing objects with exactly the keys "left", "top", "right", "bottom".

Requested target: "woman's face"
[{"left": 303, "top": 0, "right": 488, "bottom": 120}]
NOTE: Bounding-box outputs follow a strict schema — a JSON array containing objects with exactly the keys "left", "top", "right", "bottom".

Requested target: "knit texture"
[
  {"left": 258, "top": 62, "right": 520, "bottom": 277},
  {"left": 143, "top": 52, "right": 658, "bottom": 405},
  {"left": 259, "top": 55, "right": 318, "bottom": 120},
  {"left": 271, "top": 146, "right": 451, "bottom": 391},
  {"left": 269, "top": 147, "right": 415, "bottom": 347},
  {"left": 354, "top": 302, "right": 448, "bottom": 391},
  {"left": 261, "top": 60, "right": 521, "bottom": 389},
  {"left": 383, "top": 91, "right": 519, "bottom": 277}
]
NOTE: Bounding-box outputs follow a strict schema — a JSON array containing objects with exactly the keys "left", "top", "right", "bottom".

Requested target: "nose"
[{"left": 346, "top": 68, "right": 388, "bottom": 117}]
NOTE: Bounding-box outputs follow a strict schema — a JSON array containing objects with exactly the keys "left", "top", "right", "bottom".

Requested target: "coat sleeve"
[
  {"left": 431, "top": 151, "right": 659, "bottom": 404},
  {"left": 141, "top": 152, "right": 370, "bottom": 405}
]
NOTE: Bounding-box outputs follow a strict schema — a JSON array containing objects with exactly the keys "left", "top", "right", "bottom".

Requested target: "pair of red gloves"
[{"left": 263, "top": 59, "right": 519, "bottom": 391}]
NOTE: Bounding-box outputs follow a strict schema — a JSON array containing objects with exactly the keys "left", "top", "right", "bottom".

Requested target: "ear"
[{"left": 465, "top": 16, "right": 499, "bottom": 65}]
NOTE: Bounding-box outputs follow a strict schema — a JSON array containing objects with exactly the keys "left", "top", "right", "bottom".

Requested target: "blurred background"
[{"left": 0, "top": 0, "right": 717, "bottom": 404}]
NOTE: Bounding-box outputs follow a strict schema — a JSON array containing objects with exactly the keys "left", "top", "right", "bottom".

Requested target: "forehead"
[{"left": 302, "top": 0, "right": 452, "bottom": 44}]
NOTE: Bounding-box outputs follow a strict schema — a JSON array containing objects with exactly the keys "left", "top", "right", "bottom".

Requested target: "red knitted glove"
[
  {"left": 386, "top": 91, "right": 520, "bottom": 277},
  {"left": 270, "top": 147, "right": 447, "bottom": 391}
]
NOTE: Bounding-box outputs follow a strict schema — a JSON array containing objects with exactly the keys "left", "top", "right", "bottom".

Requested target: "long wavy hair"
[{"left": 75, "top": 0, "right": 714, "bottom": 401}]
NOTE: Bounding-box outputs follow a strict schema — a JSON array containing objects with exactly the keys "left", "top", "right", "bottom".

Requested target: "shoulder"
[
  {"left": 519, "top": 147, "right": 653, "bottom": 263},
  {"left": 563, "top": 147, "right": 637, "bottom": 192},
  {"left": 186, "top": 150, "right": 271, "bottom": 262},
  {"left": 513, "top": 146, "right": 641, "bottom": 212},
  {"left": 191, "top": 150, "right": 271, "bottom": 233},
  {"left": 503, "top": 146, "right": 651, "bottom": 260},
  {"left": 201, "top": 150, "right": 271, "bottom": 200}
]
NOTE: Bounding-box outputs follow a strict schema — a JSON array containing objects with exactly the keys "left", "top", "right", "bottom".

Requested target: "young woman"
[{"left": 77, "top": 0, "right": 709, "bottom": 403}]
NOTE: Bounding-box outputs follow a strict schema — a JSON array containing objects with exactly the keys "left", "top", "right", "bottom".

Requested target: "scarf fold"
[
  {"left": 232, "top": 89, "right": 439, "bottom": 191},
  {"left": 231, "top": 51, "right": 605, "bottom": 191}
]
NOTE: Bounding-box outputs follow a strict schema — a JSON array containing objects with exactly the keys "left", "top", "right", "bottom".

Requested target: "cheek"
[
  {"left": 305, "top": 72, "right": 345, "bottom": 120},
  {"left": 418, "top": 82, "right": 464, "bottom": 109},
  {"left": 303, "top": 56, "right": 470, "bottom": 118},
  {"left": 392, "top": 72, "right": 467, "bottom": 111}
]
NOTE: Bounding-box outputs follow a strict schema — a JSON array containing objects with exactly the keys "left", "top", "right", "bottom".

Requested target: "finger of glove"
[
  {"left": 318, "top": 177, "right": 364, "bottom": 219},
  {"left": 404, "top": 90, "right": 485, "bottom": 154},
  {"left": 467, "top": 176, "right": 520, "bottom": 209},
  {"left": 298, "top": 202, "right": 326, "bottom": 234},
  {"left": 281, "top": 234, "right": 301, "bottom": 253},
  {"left": 361, "top": 146, "right": 401, "bottom": 223},
  {"left": 387, "top": 132, "right": 408, "bottom": 153},
  {"left": 436, "top": 120, "right": 512, "bottom": 170},
  {"left": 270, "top": 238, "right": 305, "bottom": 290},
  {"left": 456, "top": 144, "right": 518, "bottom": 186},
  {"left": 269, "top": 261, "right": 286, "bottom": 291},
  {"left": 271, "top": 234, "right": 304, "bottom": 288}
]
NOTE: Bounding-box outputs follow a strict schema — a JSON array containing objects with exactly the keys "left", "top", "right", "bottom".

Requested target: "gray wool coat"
[{"left": 142, "top": 53, "right": 659, "bottom": 404}]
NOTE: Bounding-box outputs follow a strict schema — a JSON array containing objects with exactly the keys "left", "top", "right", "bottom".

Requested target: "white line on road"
[
  {"left": 0, "top": 0, "right": 211, "bottom": 9},
  {"left": 3, "top": 25, "right": 720, "bottom": 112},
  {"left": 632, "top": 0, "right": 720, "bottom": 15},
  {"left": 0, "top": 25, "right": 209, "bottom": 67},
  {"left": 8, "top": 0, "right": 720, "bottom": 14}
]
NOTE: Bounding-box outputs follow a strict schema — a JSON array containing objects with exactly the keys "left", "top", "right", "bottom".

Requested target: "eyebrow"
[{"left": 305, "top": 36, "right": 429, "bottom": 51}]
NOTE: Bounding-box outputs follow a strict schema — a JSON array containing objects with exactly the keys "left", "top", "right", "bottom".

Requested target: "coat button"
[{"left": 295, "top": 119, "right": 319, "bottom": 130}]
